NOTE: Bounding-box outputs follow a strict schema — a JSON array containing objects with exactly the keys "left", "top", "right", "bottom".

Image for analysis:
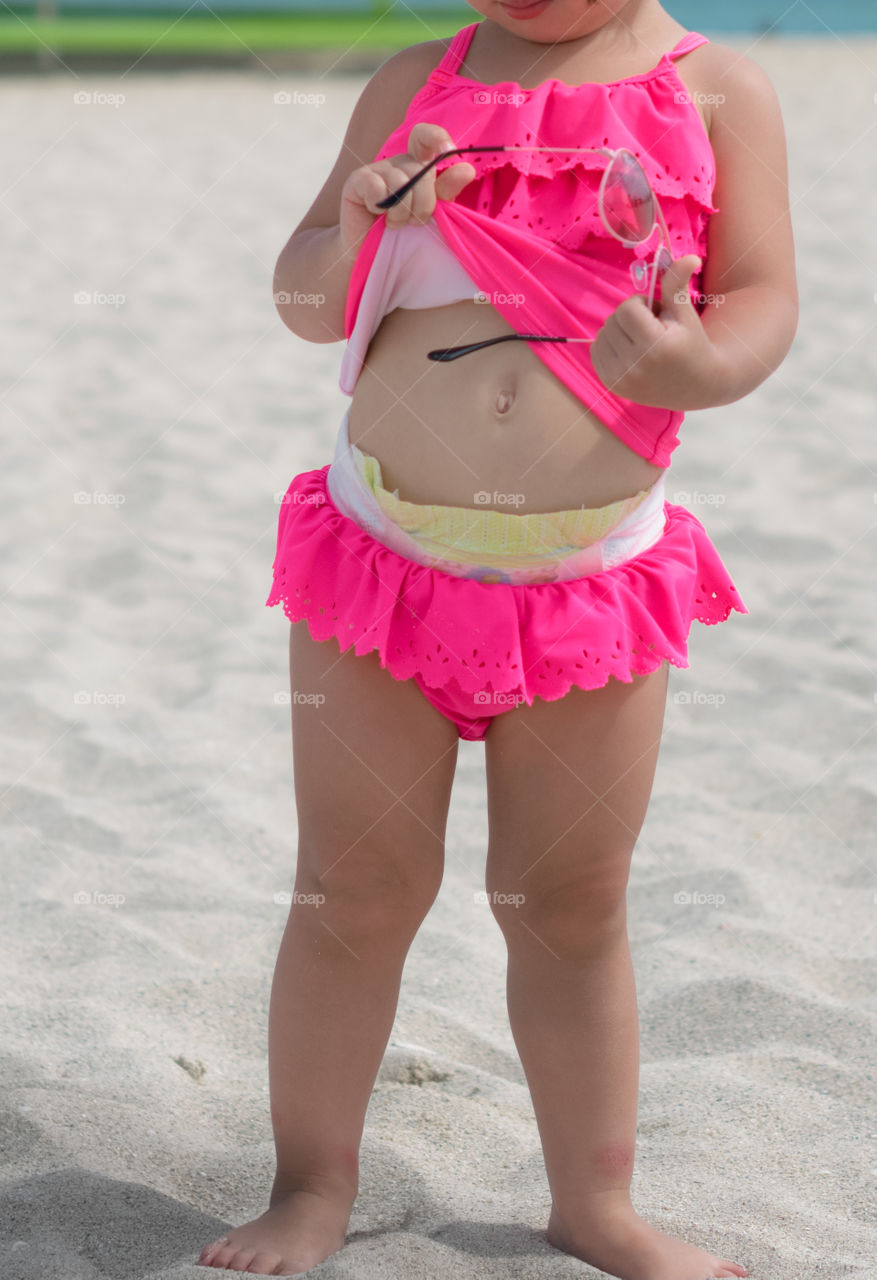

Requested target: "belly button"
[{"left": 495, "top": 389, "right": 515, "bottom": 416}]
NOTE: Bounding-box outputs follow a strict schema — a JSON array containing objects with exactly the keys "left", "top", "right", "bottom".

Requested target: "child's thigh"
[
  {"left": 483, "top": 663, "right": 670, "bottom": 898},
  {"left": 287, "top": 620, "right": 460, "bottom": 893}
]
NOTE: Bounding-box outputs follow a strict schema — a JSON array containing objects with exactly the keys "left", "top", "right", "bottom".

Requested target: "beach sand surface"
[{"left": 2, "top": 33, "right": 877, "bottom": 1280}]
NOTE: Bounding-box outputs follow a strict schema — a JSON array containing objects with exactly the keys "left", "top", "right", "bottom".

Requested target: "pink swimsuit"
[
  {"left": 265, "top": 22, "right": 749, "bottom": 741},
  {"left": 345, "top": 21, "right": 718, "bottom": 467}
]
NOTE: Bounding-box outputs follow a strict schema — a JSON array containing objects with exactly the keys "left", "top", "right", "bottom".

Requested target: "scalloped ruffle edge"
[
  {"left": 265, "top": 465, "right": 748, "bottom": 703},
  {"left": 438, "top": 148, "right": 718, "bottom": 217}
]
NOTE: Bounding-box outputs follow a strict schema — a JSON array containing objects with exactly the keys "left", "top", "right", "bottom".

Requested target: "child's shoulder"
[
  {"left": 347, "top": 37, "right": 455, "bottom": 137},
  {"left": 371, "top": 37, "right": 452, "bottom": 95},
  {"left": 675, "top": 39, "right": 785, "bottom": 139},
  {"left": 686, "top": 38, "right": 782, "bottom": 90},
  {"left": 336, "top": 38, "right": 456, "bottom": 167}
]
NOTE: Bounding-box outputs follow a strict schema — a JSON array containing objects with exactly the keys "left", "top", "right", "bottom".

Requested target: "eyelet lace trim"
[
  {"left": 448, "top": 160, "right": 714, "bottom": 257},
  {"left": 265, "top": 468, "right": 748, "bottom": 701},
  {"left": 441, "top": 148, "right": 717, "bottom": 213}
]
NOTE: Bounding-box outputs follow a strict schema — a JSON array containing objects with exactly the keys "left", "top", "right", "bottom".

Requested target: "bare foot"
[
  {"left": 547, "top": 1200, "right": 749, "bottom": 1280},
  {"left": 197, "top": 1183, "right": 354, "bottom": 1276}
]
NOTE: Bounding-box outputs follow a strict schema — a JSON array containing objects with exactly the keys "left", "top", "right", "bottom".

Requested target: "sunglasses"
[{"left": 376, "top": 145, "right": 673, "bottom": 363}]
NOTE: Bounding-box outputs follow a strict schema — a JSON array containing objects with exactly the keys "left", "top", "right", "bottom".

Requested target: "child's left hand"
[{"left": 588, "top": 255, "right": 725, "bottom": 410}]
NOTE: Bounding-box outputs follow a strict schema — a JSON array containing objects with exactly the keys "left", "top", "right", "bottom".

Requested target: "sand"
[{"left": 2, "top": 31, "right": 877, "bottom": 1280}]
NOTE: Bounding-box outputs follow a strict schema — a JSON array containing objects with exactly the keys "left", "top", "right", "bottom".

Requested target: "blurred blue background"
[{"left": 9, "top": 0, "right": 877, "bottom": 34}]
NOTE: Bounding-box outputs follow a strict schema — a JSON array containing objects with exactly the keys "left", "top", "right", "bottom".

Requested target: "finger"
[
  {"left": 657, "top": 254, "right": 702, "bottom": 319},
  {"left": 407, "top": 121, "right": 457, "bottom": 165},
  {"left": 406, "top": 127, "right": 460, "bottom": 222},
  {"left": 407, "top": 156, "right": 474, "bottom": 223},
  {"left": 373, "top": 164, "right": 421, "bottom": 222},
  {"left": 380, "top": 147, "right": 453, "bottom": 224},
  {"left": 594, "top": 329, "right": 623, "bottom": 366},
  {"left": 352, "top": 162, "right": 409, "bottom": 208},
  {"left": 612, "top": 296, "right": 663, "bottom": 345},
  {"left": 407, "top": 160, "right": 443, "bottom": 223},
  {"left": 602, "top": 310, "right": 640, "bottom": 350},
  {"left": 380, "top": 152, "right": 433, "bottom": 214},
  {"left": 434, "top": 161, "right": 478, "bottom": 203},
  {"left": 348, "top": 165, "right": 401, "bottom": 216},
  {"left": 662, "top": 253, "right": 702, "bottom": 290}
]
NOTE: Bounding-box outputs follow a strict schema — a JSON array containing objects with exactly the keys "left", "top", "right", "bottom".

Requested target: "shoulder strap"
[
  {"left": 430, "top": 22, "right": 480, "bottom": 84},
  {"left": 667, "top": 31, "right": 710, "bottom": 59}
]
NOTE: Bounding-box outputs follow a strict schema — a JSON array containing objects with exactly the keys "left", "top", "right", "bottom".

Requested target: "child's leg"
[
  {"left": 483, "top": 664, "right": 747, "bottom": 1280},
  {"left": 199, "top": 620, "right": 460, "bottom": 1275}
]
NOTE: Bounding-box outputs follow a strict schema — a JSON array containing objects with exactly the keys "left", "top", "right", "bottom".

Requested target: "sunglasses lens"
[{"left": 601, "top": 150, "right": 655, "bottom": 243}]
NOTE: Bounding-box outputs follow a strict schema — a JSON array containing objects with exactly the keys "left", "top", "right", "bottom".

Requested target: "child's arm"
[
  {"left": 590, "top": 49, "right": 799, "bottom": 411},
  {"left": 273, "top": 43, "right": 474, "bottom": 345},
  {"left": 688, "top": 48, "right": 799, "bottom": 403}
]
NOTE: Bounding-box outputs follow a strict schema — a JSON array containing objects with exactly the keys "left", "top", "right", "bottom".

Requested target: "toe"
[
  {"left": 246, "top": 1254, "right": 283, "bottom": 1276},
  {"left": 227, "top": 1249, "right": 258, "bottom": 1272},
  {"left": 198, "top": 1236, "right": 231, "bottom": 1265},
  {"left": 210, "top": 1244, "right": 241, "bottom": 1270}
]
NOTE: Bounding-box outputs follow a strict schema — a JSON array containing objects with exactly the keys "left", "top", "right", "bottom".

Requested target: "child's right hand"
[{"left": 340, "top": 121, "right": 477, "bottom": 255}]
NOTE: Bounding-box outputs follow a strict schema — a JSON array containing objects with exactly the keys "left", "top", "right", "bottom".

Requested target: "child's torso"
[{"left": 343, "top": 20, "right": 718, "bottom": 511}]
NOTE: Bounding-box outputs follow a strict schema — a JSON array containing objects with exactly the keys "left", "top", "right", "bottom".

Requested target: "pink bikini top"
[{"left": 342, "top": 21, "right": 717, "bottom": 470}]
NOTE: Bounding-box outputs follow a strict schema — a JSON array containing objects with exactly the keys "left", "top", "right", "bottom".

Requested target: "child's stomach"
[{"left": 346, "top": 299, "right": 665, "bottom": 515}]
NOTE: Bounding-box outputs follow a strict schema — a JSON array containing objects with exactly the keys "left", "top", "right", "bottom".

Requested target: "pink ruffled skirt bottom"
[{"left": 264, "top": 463, "right": 748, "bottom": 742}]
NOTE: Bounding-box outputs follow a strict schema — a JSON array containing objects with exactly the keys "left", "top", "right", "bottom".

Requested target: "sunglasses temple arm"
[
  {"left": 376, "top": 146, "right": 506, "bottom": 209},
  {"left": 379, "top": 144, "right": 626, "bottom": 211},
  {"left": 376, "top": 144, "right": 612, "bottom": 210},
  {"left": 428, "top": 334, "right": 593, "bottom": 362},
  {"left": 375, "top": 152, "right": 446, "bottom": 209},
  {"left": 428, "top": 335, "right": 535, "bottom": 362},
  {"left": 654, "top": 200, "right": 675, "bottom": 261},
  {"left": 646, "top": 199, "right": 676, "bottom": 311}
]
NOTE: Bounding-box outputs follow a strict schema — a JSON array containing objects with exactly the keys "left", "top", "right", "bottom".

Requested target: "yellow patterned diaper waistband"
[{"left": 353, "top": 445, "right": 653, "bottom": 566}]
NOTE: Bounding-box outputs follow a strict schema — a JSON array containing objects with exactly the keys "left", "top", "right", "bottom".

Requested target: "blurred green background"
[
  {"left": 1, "top": 0, "right": 874, "bottom": 61},
  {"left": 1, "top": 6, "right": 472, "bottom": 55}
]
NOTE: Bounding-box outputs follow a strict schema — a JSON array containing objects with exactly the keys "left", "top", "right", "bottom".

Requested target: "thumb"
[{"left": 657, "top": 254, "right": 702, "bottom": 318}]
